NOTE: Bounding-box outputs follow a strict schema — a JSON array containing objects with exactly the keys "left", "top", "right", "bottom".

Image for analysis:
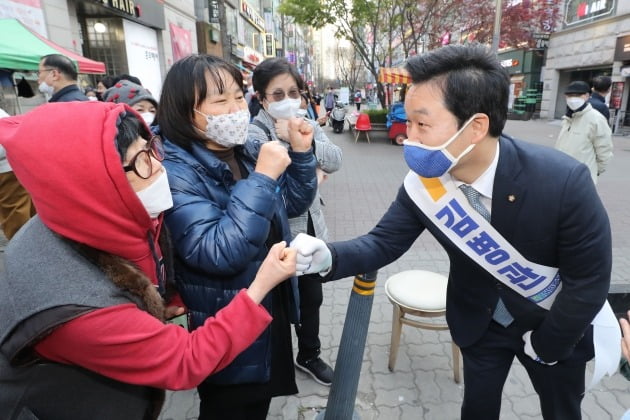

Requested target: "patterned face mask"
[{"left": 194, "top": 108, "right": 251, "bottom": 148}]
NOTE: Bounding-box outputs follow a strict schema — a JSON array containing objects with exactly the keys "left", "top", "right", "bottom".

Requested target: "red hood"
[{"left": 0, "top": 102, "right": 158, "bottom": 278}]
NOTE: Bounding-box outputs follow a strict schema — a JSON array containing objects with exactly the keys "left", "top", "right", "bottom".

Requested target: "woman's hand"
[
  {"left": 246, "top": 242, "right": 297, "bottom": 304},
  {"left": 255, "top": 140, "right": 291, "bottom": 180},
  {"left": 286, "top": 117, "right": 313, "bottom": 152}
]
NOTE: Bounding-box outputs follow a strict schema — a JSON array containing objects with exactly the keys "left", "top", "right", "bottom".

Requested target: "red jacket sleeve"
[{"left": 34, "top": 289, "right": 272, "bottom": 390}]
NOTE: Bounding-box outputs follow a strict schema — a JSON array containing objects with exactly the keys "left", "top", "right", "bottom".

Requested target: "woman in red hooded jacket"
[{"left": 0, "top": 101, "right": 296, "bottom": 419}]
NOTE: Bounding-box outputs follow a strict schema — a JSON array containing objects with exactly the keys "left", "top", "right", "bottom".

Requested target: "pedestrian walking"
[{"left": 555, "top": 80, "right": 613, "bottom": 184}]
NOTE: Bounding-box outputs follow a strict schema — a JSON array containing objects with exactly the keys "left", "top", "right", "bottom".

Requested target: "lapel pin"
[{"left": 508, "top": 194, "right": 516, "bottom": 203}]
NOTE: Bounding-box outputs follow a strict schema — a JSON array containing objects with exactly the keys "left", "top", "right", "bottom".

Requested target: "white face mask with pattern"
[{"left": 194, "top": 108, "right": 250, "bottom": 148}]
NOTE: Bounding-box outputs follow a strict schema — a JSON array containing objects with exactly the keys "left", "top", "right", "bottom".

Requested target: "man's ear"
[{"left": 470, "top": 113, "right": 490, "bottom": 143}]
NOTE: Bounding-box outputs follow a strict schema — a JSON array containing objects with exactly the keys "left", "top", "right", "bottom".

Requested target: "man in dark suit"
[{"left": 291, "top": 44, "right": 613, "bottom": 419}]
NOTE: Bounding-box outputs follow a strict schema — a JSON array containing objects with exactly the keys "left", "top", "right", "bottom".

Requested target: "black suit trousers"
[{"left": 461, "top": 320, "right": 587, "bottom": 420}]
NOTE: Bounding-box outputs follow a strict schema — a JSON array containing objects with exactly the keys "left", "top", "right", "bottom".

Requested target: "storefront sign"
[
  {"left": 209, "top": 0, "right": 219, "bottom": 23},
  {"left": 564, "top": 0, "right": 615, "bottom": 26},
  {"left": 614, "top": 35, "right": 630, "bottom": 61},
  {"left": 264, "top": 33, "right": 275, "bottom": 57},
  {"left": 240, "top": 0, "right": 264, "bottom": 32},
  {"left": 0, "top": 0, "right": 47, "bottom": 37},
  {"left": 242, "top": 45, "right": 263, "bottom": 65},
  {"left": 94, "top": 0, "right": 137, "bottom": 17},
  {"left": 500, "top": 59, "right": 520, "bottom": 68},
  {"left": 123, "top": 19, "right": 161, "bottom": 99},
  {"left": 610, "top": 82, "right": 624, "bottom": 110},
  {"left": 169, "top": 23, "right": 192, "bottom": 62}
]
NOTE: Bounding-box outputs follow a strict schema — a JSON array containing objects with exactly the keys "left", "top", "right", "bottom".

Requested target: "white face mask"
[
  {"left": 566, "top": 97, "right": 586, "bottom": 111},
  {"left": 38, "top": 81, "right": 53, "bottom": 96},
  {"left": 266, "top": 97, "right": 302, "bottom": 120},
  {"left": 135, "top": 169, "right": 173, "bottom": 219},
  {"left": 87, "top": 96, "right": 98, "bottom": 102},
  {"left": 140, "top": 112, "right": 155, "bottom": 126},
  {"left": 194, "top": 108, "right": 250, "bottom": 148}
]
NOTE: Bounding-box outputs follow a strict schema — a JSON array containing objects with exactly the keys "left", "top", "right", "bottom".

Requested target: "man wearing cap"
[{"left": 555, "top": 80, "right": 613, "bottom": 185}]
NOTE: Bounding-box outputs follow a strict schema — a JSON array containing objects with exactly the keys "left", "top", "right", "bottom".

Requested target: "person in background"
[
  {"left": 154, "top": 54, "right": 317, "bottom": 419},
  {"left": 115, "top": 73, "right": 143, "bottom": 87},
  {"left": 0, "top": 108, "right": 35, "bottom": 240},
  {"left": 324, "top": 87, "right": 336, "bottom": 114},
  {"left": 354, "top": 89, "right": 362, "bottom": 111},
  {"left": 555, "top": 80, "right": 613, "bottom": 185},
  {"left": 291, "top": 44, "right": 615, "bottom": 420},
  {"left": 103, "top": 80, "right": 159, "bottom": 126},
  {"left": 588, "top": 75, "right": 612, "bottom": 121},
  {"left": 249, "top": 57, "right": 338, "bottom": 386},
  {"left": 302, "top": 87, "right": 327, "bottom": 126},
  {"left": 85, "top": 87, "right": 99, "bottom": 101},
  {"left": 96, "top": 76, "right": 116, "bottom": 101},
  {"left": 0, "top": 101, "right": 297, "bottom": 419},
  {"left": 37, "top": 54, "right": 88, "bottom": 102}
]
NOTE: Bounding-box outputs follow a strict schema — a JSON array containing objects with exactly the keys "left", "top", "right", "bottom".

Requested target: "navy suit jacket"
[{"left": 327, "top": 135, "right": 611, "bottom": 363}]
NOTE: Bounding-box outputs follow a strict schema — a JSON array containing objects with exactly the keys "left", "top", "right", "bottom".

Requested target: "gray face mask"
[{"left": 194, "top": 108, "right": 250, "bottom": 148}]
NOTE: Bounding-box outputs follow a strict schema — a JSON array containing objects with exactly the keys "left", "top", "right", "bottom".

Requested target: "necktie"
[{"left": 459, "top": 184, "right": 514, "bottom": 328}]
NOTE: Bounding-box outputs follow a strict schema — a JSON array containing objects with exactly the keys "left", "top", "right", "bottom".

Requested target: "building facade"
[{"left": 541, "top": 0, "right": 630, "bottom": 131}]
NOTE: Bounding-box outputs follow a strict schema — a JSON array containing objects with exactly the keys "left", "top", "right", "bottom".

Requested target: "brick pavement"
[{"left": 1, "top": 118, "right": 629, "bottom": 419}]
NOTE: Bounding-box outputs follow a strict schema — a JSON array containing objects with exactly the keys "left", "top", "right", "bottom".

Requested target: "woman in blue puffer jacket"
[{"left": 153, "top": 54, "right": 318, "bottom": 419}]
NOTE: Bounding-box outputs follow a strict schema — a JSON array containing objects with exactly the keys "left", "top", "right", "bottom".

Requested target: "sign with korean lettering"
[
  {"left": 264, "top": 33, "right": 275, "bottom": 57},
  {"left": 209, "top": 0, "right": 219, "bottom": 23},
  {"left": 123, "top": 19, "right": 162, "bottom": 99},
  {"left": 239, "top": 0, "right": 264, "bottom": 31}
]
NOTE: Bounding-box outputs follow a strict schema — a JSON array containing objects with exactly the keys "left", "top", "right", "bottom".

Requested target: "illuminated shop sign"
[{"left": 240, "top": 0, "right": 265, "bottom": 31}]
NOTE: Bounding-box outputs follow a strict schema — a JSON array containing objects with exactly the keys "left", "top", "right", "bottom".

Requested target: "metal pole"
[
  {"left": 491, "top": 0, "right": 502, "bottom": 53},
  {"left": 316, "top": 271, "right": 378, "bottom": 420}
]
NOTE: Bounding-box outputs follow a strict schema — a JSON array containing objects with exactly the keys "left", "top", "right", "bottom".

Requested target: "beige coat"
[{"left": 555, "top": 104, "right": 613, "bottom": 184}]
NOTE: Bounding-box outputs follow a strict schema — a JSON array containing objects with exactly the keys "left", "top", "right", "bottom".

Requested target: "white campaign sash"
[{"left": 403, "top": 171, "right": 620, "bottom": 388}]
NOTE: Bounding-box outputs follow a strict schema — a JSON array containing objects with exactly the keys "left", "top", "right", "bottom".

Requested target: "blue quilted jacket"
[{"left": 158, "top": 130, "right": 317, "bottom": 385}]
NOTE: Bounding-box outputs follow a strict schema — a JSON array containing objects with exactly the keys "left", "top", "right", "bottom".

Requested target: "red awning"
[{"left": 378, "top": 67, "right": 411, "bottom": 84}]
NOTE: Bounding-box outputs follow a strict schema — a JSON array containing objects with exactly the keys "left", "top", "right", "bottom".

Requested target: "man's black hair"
[
  {"left": 116, "top": 74, "right": 143, "bottom": 86},
  {"left": 405, "top": 44, "right": 510, "bottom": 137},
  {"left": 591, "top": 76, "right": 612, "bottom": 93},
  {"left": 41, "top": 54, "right": 78, "bottom": 81}
]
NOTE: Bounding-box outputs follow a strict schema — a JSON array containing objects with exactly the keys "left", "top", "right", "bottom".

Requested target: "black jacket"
[
  {"left": 588, "top": 92, "right": 610, "bottom": 121},
  {"left": 49, "top": 84, "right": 88, "bottom": 103}
]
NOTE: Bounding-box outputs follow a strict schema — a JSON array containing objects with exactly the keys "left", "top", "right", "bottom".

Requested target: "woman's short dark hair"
[
  {"left": 252, "top": 57, "right": 302, "bottom": 99},
  {"left": 115, "top": 111, "right": 151, "bottom": 162},
  {"left": 41, "top": 54, "right": 78, "bottom": 81},
  {"left": 157, "top": 54, "right": 243, "bottom": 150},
  {"left": 405, "top": 43, "right": 510, "bottom": 137}
]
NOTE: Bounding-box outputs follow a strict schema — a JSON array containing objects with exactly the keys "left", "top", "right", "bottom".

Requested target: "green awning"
[{"left": 0, "top": 18, "right": 106, "bottom": 74}]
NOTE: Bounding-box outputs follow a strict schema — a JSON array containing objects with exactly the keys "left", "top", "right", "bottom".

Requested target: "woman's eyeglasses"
[
  {"left": 265, "top": 88, "right": 301, "bottom": 102},
  {"left": 123, "top": 136, "right": 165, "bottom": 179}
]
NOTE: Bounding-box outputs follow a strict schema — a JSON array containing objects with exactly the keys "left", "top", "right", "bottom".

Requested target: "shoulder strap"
[{"left": 252, "top": 120, "right": 272, "bottom": 141}]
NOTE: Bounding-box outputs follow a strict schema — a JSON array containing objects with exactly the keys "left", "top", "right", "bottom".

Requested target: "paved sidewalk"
[{"left": 2, "top": 118, "right": 629, "bottom": 419}]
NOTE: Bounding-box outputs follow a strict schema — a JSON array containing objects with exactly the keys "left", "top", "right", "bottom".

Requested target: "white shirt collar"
[{"left": 454, "top": 141, "right": 500, "bottom": 200}]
